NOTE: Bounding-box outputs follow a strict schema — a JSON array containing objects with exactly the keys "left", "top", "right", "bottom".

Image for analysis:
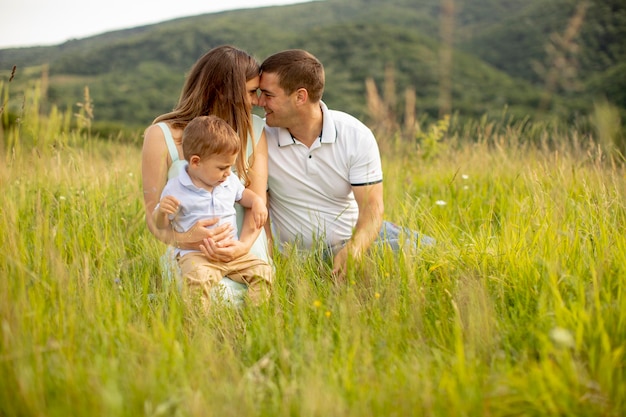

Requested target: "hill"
[
  {"left": 458, "top": 0, "right": 626, "bottom": 112},
  {"left": 1, "top": 0, "right": 624, "bottom": 135}
]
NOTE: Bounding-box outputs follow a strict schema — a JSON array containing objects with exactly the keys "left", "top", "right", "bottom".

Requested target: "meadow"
[{"left": 1, "top": 83, "right": 625, "bottom": 417}]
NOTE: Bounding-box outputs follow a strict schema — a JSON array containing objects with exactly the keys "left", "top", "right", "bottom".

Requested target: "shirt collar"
[
  {"left": 178, "top": 163, "right": 205, "bottom": 192},
  {"left": 277, "top": 101, "right": 337, "bottom": 147},
  {"left": 319, "top": 101, "right": 337, "bottom": 144},
  {"left": 178, "top": 162, "right": 193, "bottom": 186}
]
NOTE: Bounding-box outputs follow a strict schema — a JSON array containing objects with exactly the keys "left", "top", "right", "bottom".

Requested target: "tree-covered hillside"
[
  {"left": 0, "top": 0, "right": 623, "bottom": 134},
  {"left": 459, "top": 0, "right": 626, "bottom": 109}
]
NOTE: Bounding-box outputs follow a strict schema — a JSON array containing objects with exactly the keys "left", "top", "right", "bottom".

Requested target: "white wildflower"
[{"left": 550, "top": 327, "right": 575, "bottom": 349}]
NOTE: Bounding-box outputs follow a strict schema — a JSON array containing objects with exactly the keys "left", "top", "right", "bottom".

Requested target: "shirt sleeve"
[{"left": 349, "top": 129, "right": 383, "bottom": 186}]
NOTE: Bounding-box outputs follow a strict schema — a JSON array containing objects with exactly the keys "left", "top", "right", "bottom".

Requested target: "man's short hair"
[{"left": 260, "top": 49, "right": 325, "bottom": 102}]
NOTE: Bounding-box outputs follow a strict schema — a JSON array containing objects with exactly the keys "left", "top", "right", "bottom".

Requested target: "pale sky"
[{"left": 0, "top": 0, "right": 314, "bottom": 49}]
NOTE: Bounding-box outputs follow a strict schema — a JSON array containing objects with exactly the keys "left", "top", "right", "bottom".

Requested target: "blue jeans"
[
  {"left": 377, "top": 220, "right": 436, "bottom": 250},
  {"left": 323, "top": 221, "right": 435, "bottom": 259}
]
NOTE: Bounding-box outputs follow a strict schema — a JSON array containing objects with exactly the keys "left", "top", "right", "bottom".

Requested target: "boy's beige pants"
[{"left": 177, "top": 251, "right": 272, "bottom": 309}]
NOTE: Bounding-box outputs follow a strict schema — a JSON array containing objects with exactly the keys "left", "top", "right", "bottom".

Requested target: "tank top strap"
[
  {"left": 248, "top": 114, "right": 265, "bottom": 157},
  {"left": 156, "top": 122, "right": 180, "bottom": 163}
]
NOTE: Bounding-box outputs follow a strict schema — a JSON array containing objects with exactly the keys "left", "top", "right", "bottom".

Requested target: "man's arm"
[{"left": 332, "top": 182, "right": 384, "bottom": 279}]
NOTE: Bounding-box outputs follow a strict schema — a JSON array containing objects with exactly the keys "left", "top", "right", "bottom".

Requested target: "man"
[{"left": 258, "top": 49, "right": 396, "bottom": 279}]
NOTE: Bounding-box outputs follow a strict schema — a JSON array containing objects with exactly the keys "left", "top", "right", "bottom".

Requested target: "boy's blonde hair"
[{"left": 182, "top": 115, "right": 240, "bottom": 161}]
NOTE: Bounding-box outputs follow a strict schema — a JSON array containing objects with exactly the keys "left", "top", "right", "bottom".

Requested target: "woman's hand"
[
  {"left": 199, "top": 237, "right": 249, "bottom": 263},
  {"left": 175, "top": 218, "right": 234, "bottom": 250}
]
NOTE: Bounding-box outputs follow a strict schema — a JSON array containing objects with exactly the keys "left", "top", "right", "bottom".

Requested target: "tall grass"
[{"left": 1, "top": 84, "right": 625, "bottom": 417}]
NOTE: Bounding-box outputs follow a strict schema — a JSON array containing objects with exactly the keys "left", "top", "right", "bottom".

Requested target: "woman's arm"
[
  {"left": 142, "top": 124, "right": 174, "bottom": 244},
  {"left": 142, "top": 124, "right": 227, "bottom": 249},
  {"left": 239, "top": 130, "right": 268, "bottom": 247},
  {"left": 264, "top": 189, "right": 274, "bottom": 258}
]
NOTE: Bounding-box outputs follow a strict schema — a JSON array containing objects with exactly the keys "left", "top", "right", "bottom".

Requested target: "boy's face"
[
  {"left": 188, "top": 152, "right": 237, "bottom": 190},
  {"left": 259, "top": 72, "right": 296, "bottom": 128}
]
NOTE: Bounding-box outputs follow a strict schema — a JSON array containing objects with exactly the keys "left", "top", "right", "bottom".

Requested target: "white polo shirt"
[
  {"left": 159, "top": 163, "right": 244, "bottom": 257},
  {"left": 266, "top": 101, "right": 383, "bottom": 252}
]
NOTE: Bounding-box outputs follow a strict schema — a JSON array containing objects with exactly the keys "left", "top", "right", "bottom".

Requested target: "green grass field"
[{"left": 1, "top": 84, "right": 625, "bottom": 416}]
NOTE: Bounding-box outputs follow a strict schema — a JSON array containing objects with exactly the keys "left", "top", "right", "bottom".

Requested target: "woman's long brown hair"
[{"left": 154, "top": 45, "right": 259, "bottom": 186}]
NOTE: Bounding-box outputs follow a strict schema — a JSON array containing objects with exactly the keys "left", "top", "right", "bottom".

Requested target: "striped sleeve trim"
[{"left": 351, "top": 179, "right": 383, "bottom": 187}]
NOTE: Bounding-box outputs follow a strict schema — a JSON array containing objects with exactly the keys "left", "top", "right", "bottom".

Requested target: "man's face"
[{"left": 259, "top": 72, "right": 295, "bottom": 128}]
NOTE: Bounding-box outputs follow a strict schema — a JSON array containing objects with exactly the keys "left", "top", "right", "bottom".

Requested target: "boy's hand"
[
  {"left": 158, "top": 195, "right": 181, "bottom": 216},
  {"left": 250, "top": 197, "right": 268, "bottom": 229}
]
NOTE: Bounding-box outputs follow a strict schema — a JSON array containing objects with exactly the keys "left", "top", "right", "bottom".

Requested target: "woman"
[{"left": 142, "top": 45, "right": 269, "bottom": 300}]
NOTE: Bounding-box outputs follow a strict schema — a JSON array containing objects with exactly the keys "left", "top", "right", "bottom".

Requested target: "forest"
[{"left": 0, "top": 0, "right": 624, "bottom": 141}]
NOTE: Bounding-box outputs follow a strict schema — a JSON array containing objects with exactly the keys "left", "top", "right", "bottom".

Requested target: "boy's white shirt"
[{"left": 157, "top": 162, "right": 244, "bottom": 257}]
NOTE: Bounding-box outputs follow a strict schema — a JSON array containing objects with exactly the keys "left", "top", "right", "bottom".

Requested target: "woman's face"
[{"left": 245, "top": 76, "right": 260, "bottom": 110}]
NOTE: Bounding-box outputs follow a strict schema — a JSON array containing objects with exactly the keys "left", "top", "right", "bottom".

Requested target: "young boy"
[{"left": 154, "top": 115, "right": 272, "bottom": 309}]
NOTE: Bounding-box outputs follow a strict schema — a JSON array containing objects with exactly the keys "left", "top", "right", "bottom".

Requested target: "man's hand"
[
  {"left": 332, "top": 246, "right": 349, "bottom": 282},
  {"left": 332, "top": 244, "right": 362, "bottom": 283}
]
